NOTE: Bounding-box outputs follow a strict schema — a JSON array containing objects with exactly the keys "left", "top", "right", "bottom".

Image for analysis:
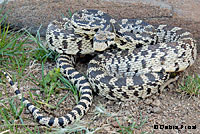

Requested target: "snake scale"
[{"left": 3, "top": 9, "right": 197, "bottom": 127}]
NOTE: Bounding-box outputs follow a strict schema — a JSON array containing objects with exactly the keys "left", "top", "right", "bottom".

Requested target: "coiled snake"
[{"left": 3, "top": 9, "right": 197, "bottom": 127}]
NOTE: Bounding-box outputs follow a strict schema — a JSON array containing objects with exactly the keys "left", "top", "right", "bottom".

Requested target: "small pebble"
[
  {"left": 153, "top": 107, "right": 162, "bottom": 113},
  {"left": 152, "top": 99, "right": 161, "bottom": 107}
]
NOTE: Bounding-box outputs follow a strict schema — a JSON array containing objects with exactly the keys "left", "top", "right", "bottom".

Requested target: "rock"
[
  {"left": 0, "top": 0, "right": 199, "bottom": 51},
  {"left": 153, "top": 107, "right": 162, "bottom": 114},
  {"left": 152, "top": 100, "right": 161, "bottom": 107}
]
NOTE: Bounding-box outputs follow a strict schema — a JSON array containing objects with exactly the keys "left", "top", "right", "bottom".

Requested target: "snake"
[{"left": 2, "top": 9, "right": 197, "bottom": 127}]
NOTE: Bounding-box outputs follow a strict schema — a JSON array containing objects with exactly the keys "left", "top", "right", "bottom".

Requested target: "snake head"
[{"left": 93, "top": 30, "right": 116, "bottom": 51}]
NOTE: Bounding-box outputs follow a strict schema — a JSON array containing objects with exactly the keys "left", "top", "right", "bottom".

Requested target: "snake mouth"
[
  {"left": 93, "top": 41, "right": 108, "bottom": 51},
  {"left": 93, "top": 31, "right": 116, "bottom": 51}
]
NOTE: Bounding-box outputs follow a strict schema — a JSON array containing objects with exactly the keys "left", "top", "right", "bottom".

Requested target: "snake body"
[{"left": 3, "top": 9, "right": 197, "bottom": 127}]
